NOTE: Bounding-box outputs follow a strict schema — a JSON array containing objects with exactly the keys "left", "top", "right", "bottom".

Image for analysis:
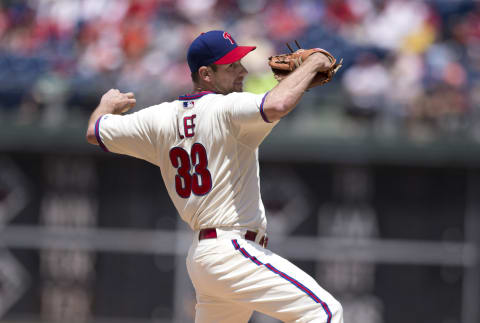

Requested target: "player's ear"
[{"left": 198, "top": 66, "right": 212, "bottom": 82}]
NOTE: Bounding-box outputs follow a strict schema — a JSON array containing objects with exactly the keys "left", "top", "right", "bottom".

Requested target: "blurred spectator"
[
  {"left": 408, "top": 82, "right": 469, "bottom": 135},
  {"left": 264, "top": 1, "right": 307, "bottom": 42},
  {"left": 342, "top": 52, "right": 391, "bottom": 120},
  {"left": 349, "top": 0, "right": 437, "bottom": 51},
  {"left": 18, "top": 64, "right": 70, "bottom": 125},
  {"left": 386, "top": 52, "right": 424, "bottom": 119}
]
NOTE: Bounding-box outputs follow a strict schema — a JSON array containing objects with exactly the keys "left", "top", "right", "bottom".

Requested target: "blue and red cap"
[{"left": 187, "top": 30, "right": 256, "bottom": 73}]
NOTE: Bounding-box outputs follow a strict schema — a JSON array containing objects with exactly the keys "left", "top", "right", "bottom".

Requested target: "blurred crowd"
[{"left": 1, "top": 0, "right": 480, "bottom": 138}]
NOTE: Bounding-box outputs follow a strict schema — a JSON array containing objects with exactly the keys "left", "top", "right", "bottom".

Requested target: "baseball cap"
[{"left": 187, "top": 30, "right": 256, "bottom": 73}]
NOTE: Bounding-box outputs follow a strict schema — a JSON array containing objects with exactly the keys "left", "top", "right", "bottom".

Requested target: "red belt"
[{"left": 198, "top": 228, "right": 268, "bottom": 248}]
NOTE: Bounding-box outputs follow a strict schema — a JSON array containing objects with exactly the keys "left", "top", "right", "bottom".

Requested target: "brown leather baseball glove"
[{"left": 268, "top": 47, "right": 342, "bottom": 88}]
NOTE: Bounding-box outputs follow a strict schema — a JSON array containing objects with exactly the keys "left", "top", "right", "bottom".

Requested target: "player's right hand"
[{"left": 100, "top": 89, "right": 136, "bottom": 114}]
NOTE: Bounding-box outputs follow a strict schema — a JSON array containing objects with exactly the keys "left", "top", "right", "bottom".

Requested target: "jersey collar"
[{"left": 179, "top": 91, "right": 215, "bottom": 101}]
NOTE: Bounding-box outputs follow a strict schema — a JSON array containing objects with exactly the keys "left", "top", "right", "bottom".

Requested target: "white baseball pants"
[{"left": 186, "top": 228, "right": 343, "bottom": 323}]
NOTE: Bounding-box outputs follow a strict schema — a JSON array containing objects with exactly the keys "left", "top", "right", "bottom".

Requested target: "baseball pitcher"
[{"left": 86, "top": 30, "right": 343, "bottom": 323}]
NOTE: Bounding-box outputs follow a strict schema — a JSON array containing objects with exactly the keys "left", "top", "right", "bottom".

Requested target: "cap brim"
[{"left": 214, "top": 46, "right": 256, "bottom": 65}]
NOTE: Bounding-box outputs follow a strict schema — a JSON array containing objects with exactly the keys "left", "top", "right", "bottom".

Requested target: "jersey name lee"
[{"left": 178, "top": 114, "right": 197, "bottom": 139}]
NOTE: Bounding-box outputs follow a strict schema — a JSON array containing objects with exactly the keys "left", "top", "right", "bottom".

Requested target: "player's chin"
[{"left": 233, "top": 83, "right": 243, "bottom": 92}]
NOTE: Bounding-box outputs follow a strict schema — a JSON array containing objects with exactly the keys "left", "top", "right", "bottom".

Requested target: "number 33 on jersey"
[
  {"left": 169, "top": 143, "right": 212, "bottom": 198},
  {"left": 170, "top": 109, "right": 213, "bottom": 199}
]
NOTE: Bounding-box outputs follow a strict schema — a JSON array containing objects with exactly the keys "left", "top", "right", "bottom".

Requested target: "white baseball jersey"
[
  {"left": 95, "top": 91, "right": 277, "bottom": 231},
  {"left": 95, "top": 90, "right": 344, "bottom": 323}
]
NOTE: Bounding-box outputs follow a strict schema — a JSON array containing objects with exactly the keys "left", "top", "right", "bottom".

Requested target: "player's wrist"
[
  {"left": 95, "top": 103, "right": 116, "bottom": 115},
  {"left": 97, "top": 101, "right": 127, "bottom": 115},
  {"left": 308, "top": 53, "right": 332, "bottom": 72}
]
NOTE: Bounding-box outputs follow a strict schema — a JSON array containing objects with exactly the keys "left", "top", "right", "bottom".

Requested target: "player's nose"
[{"left": 239, "top": 63, "right": 248, "bottom": 76}]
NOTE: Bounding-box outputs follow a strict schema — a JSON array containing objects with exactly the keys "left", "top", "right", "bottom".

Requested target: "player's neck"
[
  {"left": 193, "top": 84, "right": 212, "bottom": 94},
  {"left": 193, "top": 79, "right": 226, "bottom": 94}
]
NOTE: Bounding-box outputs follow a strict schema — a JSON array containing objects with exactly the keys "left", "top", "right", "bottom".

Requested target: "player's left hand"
[
  {"left": 100, "top": 89, "right": 136, "bottom": 114},
  {"left": 268, "top": 44, "right": 342, "bottom": 88}
]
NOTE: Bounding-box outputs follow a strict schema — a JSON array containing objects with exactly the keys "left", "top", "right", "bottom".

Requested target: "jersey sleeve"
[
  {"left": 222, "top": 92, "right": 279, "bottom": 149},
  {"left": 95, "top": 105, "right": 162, "bottom": 165}
]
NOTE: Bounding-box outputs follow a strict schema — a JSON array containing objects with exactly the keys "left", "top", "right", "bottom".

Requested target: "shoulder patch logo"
[{"left": 183, "top": 101, "right": 195, "bottom": 109}]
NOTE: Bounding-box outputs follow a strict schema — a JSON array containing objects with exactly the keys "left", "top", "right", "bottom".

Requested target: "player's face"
[{"left": 211, "top": 60, "right": 248, "bottom": 94}]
